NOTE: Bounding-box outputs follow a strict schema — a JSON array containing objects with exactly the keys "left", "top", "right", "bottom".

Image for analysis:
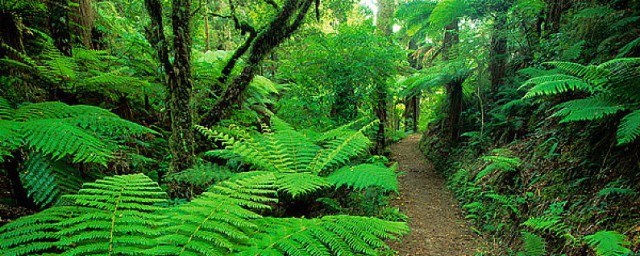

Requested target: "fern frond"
[
  {"left": 20, "top": 153, "right": 83, "bottom": 207},
  {"left": 13, "top": 101, "right": 71, "bottom": 121},
  {"left": 57, "top": 174, "right": 166, "bottom": 255},
  {"left": 241, "top": 215, "right": 409, "bottom": 255},
  {"left": 199, "top": 125, "right": 286, "bottom": 172},
  {"left": 597, "top": 186, "right": 638, "bottom": 198},
  {"left": 65, "top": 110, "right": 158, "bottom": 138},
  {"left": 617, "top": 110, "right": 640, "bottom": 145},
  {"left": 311, "top": 120, "right": 377, "bottom": 174},
  {"left": 0, "top": 174, "right": 166, "bottom": 255},
  {"left": 21, "top": 119, "right": 113, "bottom": 165},
  {"left": 584, "top": 231, "right": 632, "bottom": 256},
  {"left": 0, "top": 97, "right": 13, "bottom": 120},
  {"left": 552, "top": 96, "right": 625, "bottom": 122},
  {"left": 523, "top": 76, "right": 594, "bottom": 98},
  {"left": 276, "top": 172, "right": 331, "bottom": 198},
  {"left": 0, "top": 206, "right": 72, "bottom": 256},
  {"left": 617, "top": 37, "right": 640, "bottom": 57},
  {"left": 327, "top": 164, "right": 399, "bottom": 193},
  {"left": 0, "top": 120, "right": 21, "bottom": 161},
  {"left": 159, "top": 172, "right": 277, "bottom": 254},
  {"left": 79, "top": 71, "right": 152, "bottom": 101},
  {"left": 546, "top": 61, "right": 591, "bottom": 78},
  {"left": 269, "top": 129, "right": 320, "bottom": 172},
  {"left": 521, "top": 216, "right": 566, "bottom": 235},
  {"left": 520, "top": 232, "right": 547, "bottom": 256}
]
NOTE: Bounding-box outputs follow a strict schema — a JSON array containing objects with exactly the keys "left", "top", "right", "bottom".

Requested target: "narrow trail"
[{"left": 389, "top": 134, "right": 480, "bottom": 255}]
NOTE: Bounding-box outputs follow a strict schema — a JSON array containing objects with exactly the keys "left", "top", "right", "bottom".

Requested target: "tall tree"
[
  {"left": 374, "top": 0, "right": 396, "bottom": 154},
  {"left": 144, "top": 0, "right": 195, "bottom": 191}
]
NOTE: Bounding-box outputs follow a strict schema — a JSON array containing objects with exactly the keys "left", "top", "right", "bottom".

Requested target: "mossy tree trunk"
[
  {"left": 199, "top": 0, "right": 315, "bottom": 126},
  {"left": 144, "top": 0, "right": 195, "bottom": 197}
]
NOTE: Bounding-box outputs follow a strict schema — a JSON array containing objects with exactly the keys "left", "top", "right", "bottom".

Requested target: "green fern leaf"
[
  {"left": 21, "top": 119, "right": 113, "bottom": 165},
  {"left": 20, "top": 153, "right": 83, "bottom": 207},
  {"left": 311, "top": 120, "right": 376, "bottom": 173},
  {"left": 277, "top": 172, "right": 331, "bottom": 198},
  {"left": 327, "top": 164, "right": 399, "bottom": 193},
  {"left": 159, "top": 172, "right": 277, "bottom": 254},
  {"left": 0, "top": 206, "right": 72, "bottom": 256},
  {"left": 520, "top": 232, "right": 547, "bottom": 256},
  {"left": 0, "top": 120, "right": 21, "bottom": 161},
  {"left": 552, "top": 96, "right": 625, "bottom": 122},
  {"left": 0, "top": 97, "right": 13, "bottom": 120},
  {"left": 617, "top": 109, "right": 640, "bottom": 145},
  {"left": 240, "top": 215, "right": 409, "bottom": 255},
  {"left": 584, "top": 231, "right": 632, "bottom": 256},
  {"left": 523, "top": 77, "right": 594, "bottom": 98},
  {"left": 58, "top": 174, "right": 166, "bottom": 255},
  {"left": 0, "top": 174, "right": 166, "bottom": 255}
]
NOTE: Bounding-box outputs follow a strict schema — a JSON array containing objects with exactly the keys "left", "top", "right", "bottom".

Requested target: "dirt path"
[{"left": 389, "top": 134, "right": 480, "bottom": 255}]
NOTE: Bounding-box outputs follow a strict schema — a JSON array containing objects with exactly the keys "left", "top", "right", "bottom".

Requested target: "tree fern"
[
  {"left": 240, "top": 215, "right": 409, "bottom": 255},
  {"left": 584, "top": 231, "right": 632, "bottom": 256},
  {"left": 199, "top": 117, "right": 382, "bottom": 198},
  {"left": 327, "top": 164, "right": 399, "bottom": 193},
  {"left": 1, "top": 172, "right": 407, "bottom": 255},
  {"left": 522, "top": 58, "right": 640, "bottom": 145}
]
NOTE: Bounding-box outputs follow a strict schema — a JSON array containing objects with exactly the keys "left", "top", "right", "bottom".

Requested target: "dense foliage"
[{"left": 0, "top": 0, "right": 638, "bottom": 255}]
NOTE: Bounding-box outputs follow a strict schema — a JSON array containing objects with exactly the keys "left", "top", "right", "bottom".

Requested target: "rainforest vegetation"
[{"left": 0, "top": 0, "right": 638, "bottom": 255}]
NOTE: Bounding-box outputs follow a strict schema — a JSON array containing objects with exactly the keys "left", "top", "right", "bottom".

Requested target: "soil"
[{"left": 389, "top": 134, "right": 480, "bottom": 256}]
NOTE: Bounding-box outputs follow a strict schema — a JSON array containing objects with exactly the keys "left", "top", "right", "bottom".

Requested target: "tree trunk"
[
  {"left": 489, "top": 14, "right": 508, "bottom": 94},
  {"left": 404, "top": 39, "right": 421, "bottom": 132},
  {"left": 72, "top": 0, "right": 96, "bottom": 49},
  {"left": 200, "top": 0, "right": 314, "bottom": 126},
  {"left": 144, "top": 0, "right": 196, "bottom": 197},
  {"left": 544, "top": 0, "right": 571, "bottom": 34},
  {"left": 48, "top": 0, "right": 72, "bottom": 56},
  {"left": 372, "top": 0, "right": 395, "bottom": 155},
  {"left": 442, "top": 21, "right": 462, "bottom": 143}
]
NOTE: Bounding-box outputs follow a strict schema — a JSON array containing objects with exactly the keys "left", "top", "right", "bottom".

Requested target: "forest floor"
[{"left": 388, "top": 134, "right": 481, "bottom": 255}]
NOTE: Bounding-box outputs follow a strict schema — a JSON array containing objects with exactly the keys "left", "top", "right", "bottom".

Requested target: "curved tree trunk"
[{"left": 199, "top": 0, "right": 315, "bottom": 127}]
